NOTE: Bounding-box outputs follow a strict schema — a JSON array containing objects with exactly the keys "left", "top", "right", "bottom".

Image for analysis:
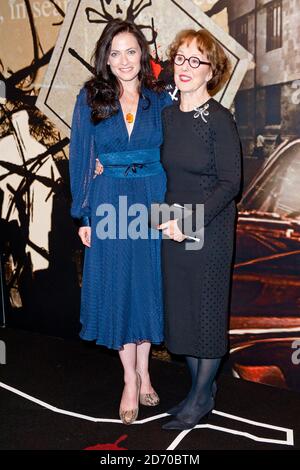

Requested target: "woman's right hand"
[{"left": 78, "top": 226, "right": 91, "bottom": 248}]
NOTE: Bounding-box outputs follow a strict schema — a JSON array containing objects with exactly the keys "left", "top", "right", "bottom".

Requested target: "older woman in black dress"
[{"left": 158, "top": 29, "right": 242, "bottom": 430}]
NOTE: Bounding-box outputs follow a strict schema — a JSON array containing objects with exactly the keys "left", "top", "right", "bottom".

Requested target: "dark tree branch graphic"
[
  {"left": 68, "top": 48, "right": 96, "bottom": 76},
  {"left": 205, "top": 0, "right": 229, "bottom": 17},
  {"left": 86, "top": 0, "right": 115, "bottom": 23},
  {"left": 49, "top": 0, "right": 66, "bottom": 25},
  {"left": 0, "top": 0, "right": 71, "bottom": 310},
  {"left": 24, "top": 0, "right": 40, "bottom": 85},
  {"left": 126, "top": 0, "right": 152, "bottom": 21}
]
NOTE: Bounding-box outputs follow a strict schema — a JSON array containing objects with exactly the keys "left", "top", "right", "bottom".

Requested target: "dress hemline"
[{"left": 79, "top": 333, "right": 164, "bottom": 351}]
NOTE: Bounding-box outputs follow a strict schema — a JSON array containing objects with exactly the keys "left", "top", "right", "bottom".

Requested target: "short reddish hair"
[{"left": 168, "top": 28, "right": 231, "bottom": 93}]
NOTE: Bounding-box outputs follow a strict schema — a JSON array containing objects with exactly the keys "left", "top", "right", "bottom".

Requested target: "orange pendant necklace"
[{"left": 126, "top": 112, "right": 134, "bottom": 124}]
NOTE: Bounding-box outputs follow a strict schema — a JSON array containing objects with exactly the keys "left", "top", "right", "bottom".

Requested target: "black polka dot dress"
[{"left": 161, "top": 98, "right": 242, "bottom": 358}]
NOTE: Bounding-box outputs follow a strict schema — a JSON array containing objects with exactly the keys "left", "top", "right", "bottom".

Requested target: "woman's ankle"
[{"left": 123, "top": 370, "right": 138, "bottom": 385}]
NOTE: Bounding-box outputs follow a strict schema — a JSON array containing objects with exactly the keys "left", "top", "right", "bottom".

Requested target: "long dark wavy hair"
[{"left": 85, "top": 19, "right": 164, "bottom": 124}]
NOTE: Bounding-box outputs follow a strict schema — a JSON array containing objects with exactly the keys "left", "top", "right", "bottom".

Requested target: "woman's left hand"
[
  {"left": 94, "top": 158, "right": 104, "bottom": 177},
  {"left": 157, "top": 219, "right": 187, "bottom": 242}
]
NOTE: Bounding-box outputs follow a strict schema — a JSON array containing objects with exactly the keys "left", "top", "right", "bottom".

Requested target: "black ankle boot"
[
  {"left": 162, "top": 396, "right": 214, "bottom": 430},
  {"left": 166, "top": 380, "right": 217, "bottom": 416}
]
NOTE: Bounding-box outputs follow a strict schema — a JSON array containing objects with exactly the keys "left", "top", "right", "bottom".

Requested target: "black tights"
[
  {"left": 163, "top": 355, "right": 221, "bottom": 429},
  {"left": 185, "top": 356, "right": 221, "bottom": 406},
  {"left": 185, "top": 355, "right": 199, "bottom": 387}
]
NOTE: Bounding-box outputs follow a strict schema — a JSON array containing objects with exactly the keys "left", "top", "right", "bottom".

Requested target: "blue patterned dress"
[{"left": 69, "top": 86, "right": 172, "bottom": 350}]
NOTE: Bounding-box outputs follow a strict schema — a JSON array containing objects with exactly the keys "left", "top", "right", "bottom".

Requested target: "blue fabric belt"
[{"left": 96, "top": 148, "right": 163, "bottom": 178}]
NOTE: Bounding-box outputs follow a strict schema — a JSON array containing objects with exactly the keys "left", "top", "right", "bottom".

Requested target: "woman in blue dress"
[{"left": 69, "top": 19, "right": 171, "bottom": 425}]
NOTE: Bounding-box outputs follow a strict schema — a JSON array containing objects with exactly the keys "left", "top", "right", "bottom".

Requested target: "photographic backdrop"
[{"left": 0, "top": 0, "right": 300, "bottom": 391}]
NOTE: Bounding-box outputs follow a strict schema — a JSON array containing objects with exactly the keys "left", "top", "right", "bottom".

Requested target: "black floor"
[{"left": 0, "top": 328, "right": 299, "bottom": 450}]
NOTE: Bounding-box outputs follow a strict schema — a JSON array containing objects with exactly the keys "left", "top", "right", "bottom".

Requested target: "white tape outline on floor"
[{"left": 0, "top": 381, "right": 294, "bottom": 448}]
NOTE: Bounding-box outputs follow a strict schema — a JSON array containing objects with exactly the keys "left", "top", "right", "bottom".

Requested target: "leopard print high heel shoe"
[
  {"left": 119, "top": 372, "right": 141, "bottom": 425},
  {"left": 140, "top": 390, "right": 160, "bottom": 407}
]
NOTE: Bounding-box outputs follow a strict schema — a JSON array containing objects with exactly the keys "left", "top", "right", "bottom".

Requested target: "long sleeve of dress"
[
  {"left": 203, "top": 109, "right": 242, "bottom": 225},
  {"left": 182, "top": 109, "right": 242, "bottom": 236},
  {"left": 69, "top": 88, "right": 96, "bottom": 224}
]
